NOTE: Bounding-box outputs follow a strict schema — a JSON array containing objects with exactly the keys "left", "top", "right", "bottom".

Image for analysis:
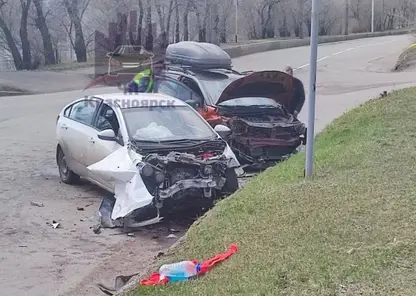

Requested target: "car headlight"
[
  {"left": 137, "top": 163, "right": 153, "bottom": 177},
  {"left": 154, "top": 171, "right": 165, "bottom": 184},
  {"left": 202, "top": 165, "right": 214, "bottom": 175}
]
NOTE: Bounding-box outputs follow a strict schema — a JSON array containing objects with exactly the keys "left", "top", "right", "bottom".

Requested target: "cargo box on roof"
[{"left": 165, "top": 41, "right": 232, "bottom": 69}]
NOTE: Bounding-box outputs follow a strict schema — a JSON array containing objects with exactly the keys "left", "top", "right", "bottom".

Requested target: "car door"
[
  {"left": 85, "top": 102, "right": 124, "bottom": 191},
  {"left": 154, "top": 76, "right": 205, "bottom": 109},
  {"left": 61, "top": 98, "right": 101, "bottom": 177}
]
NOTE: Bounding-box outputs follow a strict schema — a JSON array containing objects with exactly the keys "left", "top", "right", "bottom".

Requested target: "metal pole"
[
  {"left": 235, "top": 0, "right": 238, "bottom": 43},
  {"left": 371, "top": 0, "right": 375, "bottom": 32},
  {"left": 305, "top": 0, "right": 319, "bottom": 177},
  {"left": 344, "top": 0, "right": 349, "bottom": 35}
]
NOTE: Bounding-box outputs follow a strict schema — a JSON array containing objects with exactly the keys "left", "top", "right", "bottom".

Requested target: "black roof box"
[{"left": 165, "top": 41, "right": 232, "bottom": 69}]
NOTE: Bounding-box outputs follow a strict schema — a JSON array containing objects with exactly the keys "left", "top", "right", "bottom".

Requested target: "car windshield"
[
  {"left": 122, "top": 105, "right": 216, "bottom": 142},
  {"left": 218, "top": 97, "right": 279, "bottom": 107},
  {"left": 195, "top": 72, "right": 240, "bottom": 105}
]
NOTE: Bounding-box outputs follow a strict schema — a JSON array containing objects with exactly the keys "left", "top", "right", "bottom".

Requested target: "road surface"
[{"left": 0, "top": 34, "right": 415, "bottom": 296}]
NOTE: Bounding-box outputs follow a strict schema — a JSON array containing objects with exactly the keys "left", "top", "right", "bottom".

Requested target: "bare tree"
[
  {"left": 0, "top": 1, "right": 24, "bottom": 69},
  {"left": 63, "top": 0, "right": 89, "bottom": 62},
  {"left": 19, "top": 0, "right": 32, "bottom": 69},
  {"left": 137, "top": 0, "right": 144, "bottom": 45},
  {"left": 175, "top": 0, "right": 180, "bottom": 42},
  {"left": 155, "top": 0, "right": 174, "bottom": 48},
  {"left": 145, "top": 0, "right": 153, "bottom": 50},
  {"left": 32, "top": 0, "right": 56, "bottom": 65}
]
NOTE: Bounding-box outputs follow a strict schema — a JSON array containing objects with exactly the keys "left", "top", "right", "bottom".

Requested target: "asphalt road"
[{"left": 0, "top": 34, "right": 415, "bottom": 296}]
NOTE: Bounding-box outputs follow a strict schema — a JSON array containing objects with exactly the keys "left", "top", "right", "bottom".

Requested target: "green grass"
[
  {"left": 395, "top": 43, "right": 416, "bottom": 71},
  {"left": 129, "top": 87, "right": 416, "bottom": 296}
]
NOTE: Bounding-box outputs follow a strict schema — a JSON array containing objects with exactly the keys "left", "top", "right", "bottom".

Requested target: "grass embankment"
[
  {"left": 130, "top": 88, "right": 416, "bottom": 296},
  {"left": 394, "top": 42, "right": 416, "bottom": 71}
]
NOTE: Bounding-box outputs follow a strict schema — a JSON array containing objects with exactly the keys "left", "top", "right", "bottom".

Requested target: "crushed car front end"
[
  {"left": 131, "top": 139, "right": 238, "bottom": 209},
  {"left": 221, "top": 107, "right": 306, "bottom": 168},
  {"left": 88, "top": 100, "right": 241, "bottom": 227}
]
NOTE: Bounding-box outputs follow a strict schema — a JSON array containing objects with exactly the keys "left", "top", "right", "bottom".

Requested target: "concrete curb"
[{"left": 223, "top": 29, "right": 412, "bottom": 58}]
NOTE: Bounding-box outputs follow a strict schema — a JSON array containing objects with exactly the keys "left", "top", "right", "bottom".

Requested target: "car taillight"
[{"left": 56, "top": 115, "right": 60, "bottom": 125}]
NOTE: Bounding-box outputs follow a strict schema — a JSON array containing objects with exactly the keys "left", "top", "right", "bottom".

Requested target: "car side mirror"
[
  {"left": 214, "top": 124, "right": 231, "bottom": 138},
  {"left": 98, "top": 129, "right": 116, "bottom": 141},
  {"left": 185, "top": 99, "right": 200, "bottom": 109}
]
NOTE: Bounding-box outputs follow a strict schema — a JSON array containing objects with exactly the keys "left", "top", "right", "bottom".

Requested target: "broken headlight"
[
  {"left": 137, "top": 162, "right": 154, "bottom": 177},
  {"left": 154, "top": 171, "right": 165, "bottom": 184},
  {"left": 199, "top": 164, "right": 214, "bottom": 177}
]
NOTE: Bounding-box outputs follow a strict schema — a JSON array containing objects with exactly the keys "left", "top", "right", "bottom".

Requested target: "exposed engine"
[
  {"left": 137, "top": 151, "right": 229, "bottom": 209},
  {"left": 227, "top": 111, "right": 306, "bottom": 167}
]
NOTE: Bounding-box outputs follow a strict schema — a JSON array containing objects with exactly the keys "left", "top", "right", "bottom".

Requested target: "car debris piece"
[
  {"left": 127, "top": 232, "right": 135, "bottom": 237},
  {"left": 93, "top": 224, "right": 102, "bottom": 234},
  {"left": 30, "top": 201, "right": 44, "bottom": 207},
  {"left": 77, "top": 207, "right": 85, "bottom": 211},
  {"left": 52, "top": 221, "right": 60, "bottom": 229},
  {"left": 166, "top": 234, "right": 178, "bottom": 239}
]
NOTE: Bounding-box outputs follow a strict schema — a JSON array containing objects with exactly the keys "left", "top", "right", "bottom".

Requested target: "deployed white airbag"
[{"left": 133, "top": 122, "right": 173, "bottom": 140}]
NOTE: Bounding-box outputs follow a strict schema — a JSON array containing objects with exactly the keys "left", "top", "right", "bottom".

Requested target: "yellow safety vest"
[{"left": 133, "top": 68, "right": 153, "bottom": 92}]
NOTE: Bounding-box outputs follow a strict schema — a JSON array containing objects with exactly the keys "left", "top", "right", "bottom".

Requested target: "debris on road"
[
  {"left": 77, "top": 206, "right": 85, "bottom": 211},
  {"left": 97, "top": 273, "right": 139, "bottom": 296},
  {"left": 30, "top": 201, "right": 44, "bottom": 207},
  {"left": 92, "top": 224, "right": 102, "bottom": 234},
  {"left": 166, "top": 234, "right": 178, "bottom": 239},
  {"left": 52, "top": 221, "right": 60, "bottom": 229},
  {"left": 127, "top": 233, "right": 135, "bottom": 237}
]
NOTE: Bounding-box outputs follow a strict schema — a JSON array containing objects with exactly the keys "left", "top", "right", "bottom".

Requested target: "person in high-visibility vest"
[{"left": 126, "top": 59, "right": 164, "bottom": 93}]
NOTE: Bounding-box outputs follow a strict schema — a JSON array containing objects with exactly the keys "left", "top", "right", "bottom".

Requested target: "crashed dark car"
[{"left": 152, "top": 41, "right": 307, "bottom": 168}]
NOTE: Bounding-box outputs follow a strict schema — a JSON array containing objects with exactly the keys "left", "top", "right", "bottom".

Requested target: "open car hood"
[{"left": 216, "top": 70, "right": 294, "bottom": 109}]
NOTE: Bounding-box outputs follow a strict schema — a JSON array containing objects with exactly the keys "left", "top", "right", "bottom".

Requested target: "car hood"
[{"left": 216, "top": 70, "right": 294, "bottom": 109}]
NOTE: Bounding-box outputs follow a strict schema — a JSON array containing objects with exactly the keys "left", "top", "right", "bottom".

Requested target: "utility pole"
[
  {"left": 305, "top": 0, "right": 319, "bottom": 177},
  {"left": 235, "top": 0, "right": 238, "bottom": 43},
  {"left": 371, "top": 0, "right": 375, "bottom": 32},
  {"left": 344, "top": 0, "right": 349, "bottom": 35}
]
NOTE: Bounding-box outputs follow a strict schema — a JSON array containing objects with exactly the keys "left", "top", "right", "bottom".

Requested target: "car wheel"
[
  {"left": 56, "top": 146, "right": 80, "bottom": 184},
  {"left": 223, "top": 168, "right": 239, "bottom": 195}
]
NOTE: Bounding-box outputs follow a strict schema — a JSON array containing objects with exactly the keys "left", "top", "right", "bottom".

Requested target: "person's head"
[
  {"left": 284, "top": 66, "right": 293, "bottom": 76},
  {"left": 151, "top": 59, "right": 164, "bottom": 76}
]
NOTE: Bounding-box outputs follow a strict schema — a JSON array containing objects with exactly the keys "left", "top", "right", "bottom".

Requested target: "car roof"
[
  {"left": 164, "top": 66, "right": 244, "bottom": 80},
  {"left": 91, "top": 92, "right": 189, "bottom": 109}
]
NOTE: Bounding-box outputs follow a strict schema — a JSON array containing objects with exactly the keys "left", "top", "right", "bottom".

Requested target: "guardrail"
[{"left": 223, "top": 29, "right": 414, "bottom": 58}]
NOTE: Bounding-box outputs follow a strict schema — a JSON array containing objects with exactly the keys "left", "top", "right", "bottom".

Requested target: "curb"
[{"left": 222, "top": 29, "right": 413, "bottom": 58}]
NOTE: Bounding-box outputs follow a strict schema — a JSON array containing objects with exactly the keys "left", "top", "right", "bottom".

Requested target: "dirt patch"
[
  {"left": 394, "top": 43, "right": 416, "bottom": 71},
  {"left": 0, "top": 84, "right": 33, "bottom": 96}
]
